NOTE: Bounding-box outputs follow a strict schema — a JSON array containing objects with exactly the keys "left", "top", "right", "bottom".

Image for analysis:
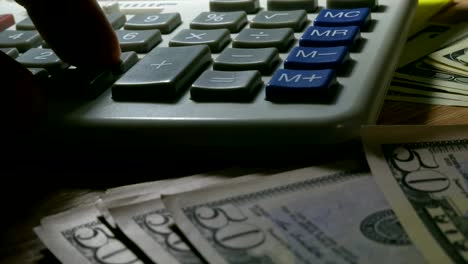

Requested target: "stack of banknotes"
[
  {"left": 388, "top": 22, "right": 468, "bottom": 106},
  {"left": 33, "top": 124, "right": 468, "bottom": 264}
]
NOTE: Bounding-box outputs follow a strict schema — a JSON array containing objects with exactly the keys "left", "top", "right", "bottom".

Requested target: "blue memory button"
[
  {"left": 266, "top": 69, "right": 337, "bottom": 101},
  {"left": 299, "top": 26, "right": 360, "bottom": 47},
  {"left": 314, "top": 8, "right": 371, "bottom": 28},
  {"left": 284, "top": 46, "right": 349, "bottom": 70}
]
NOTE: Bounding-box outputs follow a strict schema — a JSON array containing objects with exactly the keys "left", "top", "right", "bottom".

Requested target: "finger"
[
  {"left": 16, "top": 0, "right": 121, "bottom": 68},
  {"left": 0, "top": 51, "right": 44, "bottom": 134},
  {"left": 432, "top": 0, "right": 468, "bottom": 23}
]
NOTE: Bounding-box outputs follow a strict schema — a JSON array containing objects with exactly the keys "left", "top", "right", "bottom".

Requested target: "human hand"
[
  {"left": 1, "top": 0, "right": 121, "bottom": 134},
  {"left": 432, "top": 0, "right": 468, "bottom": 23}
]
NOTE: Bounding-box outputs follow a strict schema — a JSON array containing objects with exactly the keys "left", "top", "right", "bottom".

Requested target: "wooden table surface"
[{"left": 1, "top": 100, "right": 467, "bottom": 264}]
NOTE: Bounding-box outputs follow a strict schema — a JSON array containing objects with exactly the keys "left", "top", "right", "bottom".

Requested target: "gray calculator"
[{"left": 0, "top": 0, "right": 418, "bottom": 147}]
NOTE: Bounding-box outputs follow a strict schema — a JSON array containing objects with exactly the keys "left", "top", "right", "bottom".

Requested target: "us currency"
[
  {"left": 424, "top": 58, "right": 468, "bottom": 76},
  {"left": 34, "top": 204, "right": 147, "bottom": 264},
  {"left": 391, "top": 81, "right": 468, "bottom": 100},
  {"left": 97, "top": 167, "right": 274, "bottom": 228},
  {"left": 393, "top": 76, "right": 468, "bottom": 95},
  {"left": 163, "top": 160, "right": 425, "bottom": 264},
  {"left": 362, "top": 125, "right": 468, "bottom": 264},
  {"left": 393, "top": 59, "right": 468, "bottom": 92},
  {"left": 389, "top": 23, "right": 468, "bottom": 105},
  {"left": 386, "top": 89, "right": 468, "bottom": 107},
  {"left": 107, "top": 172, "right": 267, "bottom": 264},
  {"left": 428, "top": 38, "right": 468, "bottom": 73},
  {"left": 397, "top": 23, "right": 468, "bottom": 68}
]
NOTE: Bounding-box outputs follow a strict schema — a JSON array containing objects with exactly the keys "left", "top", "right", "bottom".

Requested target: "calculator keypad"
[
  {"left": 0, "top": 0, "right": 418, "bottom": 145},
  {"left": 2, "top": 2, "right": 373, "bottom": 104}
]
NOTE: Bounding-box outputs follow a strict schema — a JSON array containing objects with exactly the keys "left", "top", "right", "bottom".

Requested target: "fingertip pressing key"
[{"left": 16, "top": 0, "right": 122, "bottom": 68}]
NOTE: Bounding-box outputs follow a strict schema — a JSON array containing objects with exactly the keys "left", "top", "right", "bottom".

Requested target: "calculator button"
[
  {"left": 214, "top": 47, "right": 280, "bottom": 74},
  {"left": 266, "top": 69, "right": 337, "bottom": 102},
  {"left": 117, "top": 51, "right": 139, "bottom": 74},
  {"left": 169, "top": 29, "right": 231, "bottom": 53},
  {"left": 0, "top": 30, "right": 42, "bottom": 52},
  {"left": 16, "top": 48, "right": 68, "bottom": 74},
  {"left": 115, "top": 2, "right": 164, "bottom": 14},
  {"left": 124, "top": 13, "right": 182, "bottom": 34},
  {"left": 284, "top": 46, "right": 349, "bottom": 70},
  {"left": 190, "top": 70, "right": 262, "bottom": 101},
  {"left": 267, "top": 0, "right": 318, "bottom": 12},
  {"left": 314, "top": 8, "right": 370, "bottom": 28},
  {"left": 28, "top": 68, "right": 49, "bottom": 84},
  {"left": 251, "top": 10, "right": 308, "bottom": 32},
  {"left": 112, "top": 45, "right": 212, "bottom": 101},
  {"left": 0, "top": 47, "right": 19, "bottom": 58},
  {"left": 326, "top": 0, "right": 378, "bottom": 9},
  {"left": 116, "top": 29, "right": 162, "bottom": 53},
  {"left": 233, "top": 28, "right": 294, "bottom": 52},
  {"left": 0, "top": 14, "right": 15, "bottom": 31},
  {"left": 16, "top": 17, "right": 36, "bottom": 30},
  {"left": 190, "top": 11, "right": 247, "bottom": 33},
  {"left": 51, "top": 68, "right": 116, "bottom": 99},
  {"left": 299, "top": 26, "right": 360, "bottom": 48},
  {"left": 29, "top": 67, "right": 48, "bottom": 77},
  {"left": 107, "top": 12, "right": 127, "bottom": 29},
  {"left": 210, "top": 0, "right": 260, "bottom": 14}
]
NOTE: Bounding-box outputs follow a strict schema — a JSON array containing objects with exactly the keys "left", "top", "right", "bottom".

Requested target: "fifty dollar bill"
[{"left": 363, "top": 125, "right": 468, "bottom": 264}]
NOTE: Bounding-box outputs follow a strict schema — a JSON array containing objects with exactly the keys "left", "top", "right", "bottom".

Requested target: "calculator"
[{"left": 0, "top": 0, "right": 418, "bottom": 147}]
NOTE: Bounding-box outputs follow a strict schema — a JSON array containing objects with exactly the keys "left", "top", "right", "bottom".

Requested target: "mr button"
[{"left": 299, "top": 26, "right": 360, "bottom": 49}]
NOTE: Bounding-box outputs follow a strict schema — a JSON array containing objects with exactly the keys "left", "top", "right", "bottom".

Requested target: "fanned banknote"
[
  {"left": 96, "top": 167, "right": 275, "bottom": 229},
  {"left": 428, "top": 38, "right": 468, "bottom": 73},
  {"left": 34, "top": 204, "right": 147, "bottom": 264},
  {"left": 107, "top": 171, "right": 267, "bottom": 264},
  {"left": 389, "top": 23, "right": 468, "bottom": 105},
  {"left": 394, "top": 59, "right": 468, "bottom": 92},
  {"left": 362, "top": 125, "right": 468, "bottom": 264},
  {"left": 163, "top": 160, "right": 425, "bottom": 264},
  {"left": 398, "top": 23, "right": 468, "bottom": 68},
  {"left": 386, "top": 90, "right": 468, "bottom": 107}
]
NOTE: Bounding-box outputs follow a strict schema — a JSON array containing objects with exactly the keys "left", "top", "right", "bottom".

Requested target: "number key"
[
  {"left": 16, "top": 17, "right": 36, "bottom": 30},
  {"left": 124, "top": 13, "right": 181, "bottom": 34},
  {"left": 16, "top": 48, "right": 68, "bottom": 74},
  {"left": 0, "top": 30, "right": 42, "bottom": 52},
  {"left": 115, "top": 29, "right": 162, "bottom": 53}
]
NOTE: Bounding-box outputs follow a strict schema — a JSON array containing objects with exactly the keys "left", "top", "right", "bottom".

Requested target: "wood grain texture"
[{"left": 379, "top": 101, "right": 468, "bottom": 125}]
